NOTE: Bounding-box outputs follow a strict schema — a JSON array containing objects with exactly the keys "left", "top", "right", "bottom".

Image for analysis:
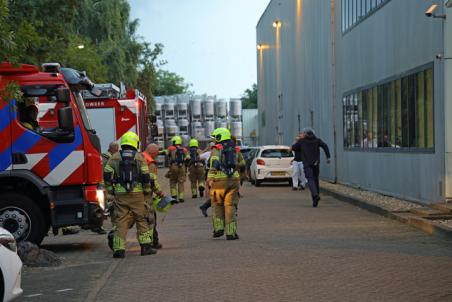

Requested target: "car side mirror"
[
  {"left": 58, "top": 107, "right": 74, "bottom": 132},
  {"left": 56, "top": 88, "right": 71, "bottom": 103}
]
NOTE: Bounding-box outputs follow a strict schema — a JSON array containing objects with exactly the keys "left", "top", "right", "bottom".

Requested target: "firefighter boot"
[
  {"left": 213, "top": 230, "right": 224, "bottom": 238},
  {"left": 199, "top": 186, "right": 205, "bottom": 198},
  {"left": 107, "top": 230, "right": 114, "bottom": 251},
  {"left": 113, "top": 250, "right": 125, "bottom": 259},
  {"left": 141, "top": 243, "right": 157, "bottom": 256},
  {"left": 226, "top": 234, "right": 239, "bottom": 240}
]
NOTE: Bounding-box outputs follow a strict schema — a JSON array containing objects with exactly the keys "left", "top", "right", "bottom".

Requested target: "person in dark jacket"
[{"left": 292, "top": 128, "right": 331, "bottom": 207}]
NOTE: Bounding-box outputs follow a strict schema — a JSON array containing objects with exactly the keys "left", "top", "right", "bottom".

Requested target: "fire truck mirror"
[
  {"left": 56, "top": 88, "right": 71, "bottom": 103},
  {"left": 58, "top": 107, "right": 74, "bottom": 132}
]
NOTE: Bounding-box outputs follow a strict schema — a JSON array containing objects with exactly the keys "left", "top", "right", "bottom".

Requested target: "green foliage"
[
  {"left": 241, "top": 83, "right": 258, "bottom": 109},
  {"left": 153, "top": 70, "right": 190, "bottom": 97},
  {"left": 0, "top": 0, "right": 190, "bottom": 108}
]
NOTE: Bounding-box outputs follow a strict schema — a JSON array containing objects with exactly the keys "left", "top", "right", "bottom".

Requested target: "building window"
[
  {"left": 343, "top": 65, "right": 434, "bottom": 151},
  {"left": 341, "top": 0, "right": 391, "bottom": 33}
]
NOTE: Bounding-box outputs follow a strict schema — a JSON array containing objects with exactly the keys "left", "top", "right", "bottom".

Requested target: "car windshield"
[{"left": 261, "top": 149, "right": 293, "bottom": 158}]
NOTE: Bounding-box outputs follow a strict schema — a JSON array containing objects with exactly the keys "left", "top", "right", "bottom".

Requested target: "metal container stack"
[
  {"left": 152, "top": 93, "right": 243, "bottom": 149},
  {"left": 229, "top": 98, "right": 243, "bottom": 141}
]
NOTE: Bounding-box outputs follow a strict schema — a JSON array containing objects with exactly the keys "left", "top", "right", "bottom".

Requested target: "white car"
[
  {"left": 0, "top": 228, "right": 23, "bottom": 302},
  {"left": 249, "top": 145, "right": 294, "bottom": 186}
]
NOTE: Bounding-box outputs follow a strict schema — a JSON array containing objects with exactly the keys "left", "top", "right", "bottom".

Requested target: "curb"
[{"left": 321, "top": 187, "right": 452, "bottom": 240}]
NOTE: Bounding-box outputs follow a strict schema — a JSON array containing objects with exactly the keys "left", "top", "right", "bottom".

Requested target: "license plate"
[{"left": 271, "top": 171, "right": 286, "bottom": 176}]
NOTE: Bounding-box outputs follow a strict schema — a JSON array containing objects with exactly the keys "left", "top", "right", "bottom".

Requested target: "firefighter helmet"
[
  {"left": 210, "top": 128, "right": 231, "bottom": 142},
  {"left": 121, "top": 131, "right": 139, "bottom": 150},
  {"left": 189, "top": 138, "right": 199, "bottom": 148},
  {"left": 171, "top": 135, "right": 182, "bottom": 145}
]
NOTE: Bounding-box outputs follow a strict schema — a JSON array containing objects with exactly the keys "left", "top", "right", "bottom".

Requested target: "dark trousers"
[
  {"left": 303, "top": 164, "right": 320, "bottom": 200},
  {"left": 153, "top": 211, "right": 159, "bottom": 244},
  {"left": 200, "top": 198, "right": 211, "bottom": 210}
]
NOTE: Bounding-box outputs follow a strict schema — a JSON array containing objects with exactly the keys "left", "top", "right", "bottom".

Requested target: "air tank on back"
[
  {"left": 202, "top": 97, "right": 214, "bottom": 120},
  {"left": 190, "top": 97, "right": 202, "bottom": 120},
  {"left": 229, "top": 98, "right": 242, "bottom": 119},
  {"left": 215, "top": 99, "right": 227, "bottom": 118},
  {"left": 229, "top": 121, "right": 242, "bottom": 138},
  {"left": 204, "top": 121, "right": 215, "bottom": 138}
]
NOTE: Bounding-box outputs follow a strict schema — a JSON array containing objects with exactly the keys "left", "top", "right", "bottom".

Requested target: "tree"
[
  {"left": 1, "top": 0, "right": 189, "bottom": 106},
  {"left": 241, "top": 83, "right": 257, "bottom": 109},
  {"left": 153, "top": 70, "right": 190, "bottom": 97}
]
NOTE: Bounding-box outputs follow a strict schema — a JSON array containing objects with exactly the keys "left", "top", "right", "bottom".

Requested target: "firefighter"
[
  {"left": 207, "top": 128, "right": 244, "bottom": 240},
  {"left": 21, "top": 102, "right": 40, "bottom": 131},
  {"left": 102, "top": 142, "right": 120, "bottom": 168},
  {"left": 164, "top": 135, "right": 190, "bottom": 202},
  {"left": 188, "top": 138, "right": 206, "bottom": 198},
  {"left": 104, "top": 131, "right": 156, "bottom": 258},
  {"left": 143, "top": 143, "right": 176, "bottom": 249}
]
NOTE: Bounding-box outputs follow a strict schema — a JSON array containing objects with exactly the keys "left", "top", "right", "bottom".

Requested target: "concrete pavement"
[{"left": 18, "top": 178, "right": 452, "bottom": 302}]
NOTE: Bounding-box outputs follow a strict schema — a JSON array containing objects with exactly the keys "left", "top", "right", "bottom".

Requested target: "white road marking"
[
  {"left": 25, "top": 293, "right": 43, "bottom": 298},
  {"left": 56, "top": 288, "right": 73, "bottom": 293}
]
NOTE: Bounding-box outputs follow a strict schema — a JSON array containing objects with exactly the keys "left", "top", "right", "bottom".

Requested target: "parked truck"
[
  {"left": 0, "top": 62, "right": 105, "bottom": 245},
  {"left": 82, "top": 84, "right": 149, "bottom": 152}
]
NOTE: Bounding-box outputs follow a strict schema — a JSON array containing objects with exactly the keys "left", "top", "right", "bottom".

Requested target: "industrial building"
[{"left": 257, "top": 0, "right": 452, "bottom": 203}]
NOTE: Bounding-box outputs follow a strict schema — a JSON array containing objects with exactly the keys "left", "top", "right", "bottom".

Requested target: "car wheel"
[
  {"left": 255, "top": 180, "right": 262, "bottom": 187},
  {"left": 0, "top": 193, "right": 47, "bottom": 245}
]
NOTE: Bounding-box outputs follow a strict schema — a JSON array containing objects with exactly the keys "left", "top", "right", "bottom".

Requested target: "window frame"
[
  {"left": 342, "top": 62, "right": 435, "bottom": 153},
  {"left": 342, "top": 0, "right": 392, "bottom": 34}
]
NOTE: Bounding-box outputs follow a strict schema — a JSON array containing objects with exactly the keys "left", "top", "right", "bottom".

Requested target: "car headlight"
[
  {"left": 0, "top": 232, "right": 17, "bottom": 253},
  {"left": 96, "top": 189, "right": 105, "bottom": 210}
]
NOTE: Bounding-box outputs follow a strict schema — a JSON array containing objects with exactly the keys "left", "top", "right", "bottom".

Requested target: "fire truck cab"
[{"left": 0, "top": 62, "right": 104, "bottom": 245}]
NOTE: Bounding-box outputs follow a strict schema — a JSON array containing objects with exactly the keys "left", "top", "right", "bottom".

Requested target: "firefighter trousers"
[
  {"left": 113, "top": 193, "right": 153, "bottom": 251},
  {"left": 189, "top": 165, "right": 205, "bottom": 196},
  {"left": 168, "top": 164, "right": 186, "bottom": 200},
  {"left": 210, "top": 180, "right": 240, "bottom": 236}
]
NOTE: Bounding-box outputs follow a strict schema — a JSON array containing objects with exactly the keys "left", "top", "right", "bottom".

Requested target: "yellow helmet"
[
  {"left": 189, "top": 138, "right": 199, "bottom": 148},
  {"left": 171, "top": 135, "right": 182, "bottom": 145},
  {"left": 211, "top": 128, "right": 231, "bottom": 142},
  {"left": 121, "top": 131, "right": 139, "bottom": 149}
]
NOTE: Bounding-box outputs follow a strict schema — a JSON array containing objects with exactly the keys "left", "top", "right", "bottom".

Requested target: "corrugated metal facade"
[
  {"left": 257, "top": 0, "right": 452, "bottom": 204},
  {"left": 242, "top": 109, "right": 259, "bottom": 146}
]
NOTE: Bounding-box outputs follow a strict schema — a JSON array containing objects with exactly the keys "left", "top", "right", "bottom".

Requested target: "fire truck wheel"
[{"left": 0, "top": 193, "right": 47, "bottom": 245}]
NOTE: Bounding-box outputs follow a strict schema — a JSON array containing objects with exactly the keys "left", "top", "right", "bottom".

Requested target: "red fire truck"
[
  {"left": 81, "top": 84, "right": 149, "bottom": 152},
  {"left": 0, "top": 62, "right": 104, "bottom": 245}
]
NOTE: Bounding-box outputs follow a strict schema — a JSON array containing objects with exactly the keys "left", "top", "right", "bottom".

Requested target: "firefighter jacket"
[
  {"left": 104, "top": 151, "right": 152, "bottom": 195},
  {"left": 207, "top": 143, "right": 245, "bottom": 181}
]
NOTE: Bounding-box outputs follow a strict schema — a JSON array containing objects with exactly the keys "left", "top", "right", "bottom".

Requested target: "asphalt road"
[{"left": 18, "top": 177, "right": 452, "bottom": 302}]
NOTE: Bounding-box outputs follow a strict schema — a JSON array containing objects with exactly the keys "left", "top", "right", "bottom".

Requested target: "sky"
[{"left": 129, "top": 0, "right": 270, "bottom": 99}]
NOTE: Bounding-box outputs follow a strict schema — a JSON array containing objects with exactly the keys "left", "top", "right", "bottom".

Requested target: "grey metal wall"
[
  {"left": 257, "top": 0, "right": 447, "bottom": 203},
  {"left": 257, "top": 0, "right": 336, "bottom": 181}
]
